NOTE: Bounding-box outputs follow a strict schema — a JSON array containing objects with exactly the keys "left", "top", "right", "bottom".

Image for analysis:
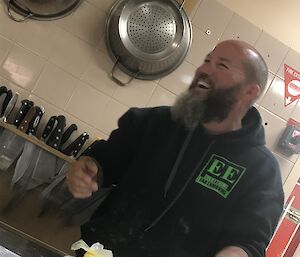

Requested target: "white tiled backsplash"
[{"left": 1, "top": 0, "right": 300, "bottom": 183}]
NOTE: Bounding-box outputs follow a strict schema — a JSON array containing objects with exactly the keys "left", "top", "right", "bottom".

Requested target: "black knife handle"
[
  {"left": 27, "top": 106, "right": 45, "bottom": 135},
  {"left": 13, "top": 99, "right": 34, "bottom": 127},
  {"left": 0, "top": 86, "right": 7, "bottom": 95},
  {"left": 47, "top": 115, "right": 66, "bottom": 149},
  {"left": 2, "top": 90, "right": 12, "bottom": 116},
  {"left": 0, "top": 93, "right": 7, "bottom": 117},
  {"left": 60, "top": 124, "right": 78, "bottom": 148},
  {"left": 41, "top": 116, "right": 57, "bottom": 141},
  {"left": 61, "top": 132, "right": 89, "bottom": 157}
]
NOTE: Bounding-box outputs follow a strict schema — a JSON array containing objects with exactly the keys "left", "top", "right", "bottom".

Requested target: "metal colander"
[
  {"left": 105, "top": 0, "right": 192, "bottom": 85},
  {"left": 127, "top": 4, "right": 176, "bottom": 54}
]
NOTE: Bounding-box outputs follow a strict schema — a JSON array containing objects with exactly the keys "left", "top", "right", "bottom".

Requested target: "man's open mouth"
[{"left": 196, "top": 80, "right": 210, "bottom": 89}]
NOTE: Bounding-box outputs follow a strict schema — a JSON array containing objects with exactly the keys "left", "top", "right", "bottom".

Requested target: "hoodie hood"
[{"left": 204, "top": 106, "right": 265, "bottom": 147}]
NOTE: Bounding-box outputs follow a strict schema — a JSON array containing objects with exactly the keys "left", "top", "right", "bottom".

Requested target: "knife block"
[{"left": 0, "top": 121, "right": 75, "bottom": 163}]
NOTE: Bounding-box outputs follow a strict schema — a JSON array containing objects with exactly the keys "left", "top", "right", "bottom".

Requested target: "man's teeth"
[{"left": 196, "top": 81, "right": 210, "bottom": 89}]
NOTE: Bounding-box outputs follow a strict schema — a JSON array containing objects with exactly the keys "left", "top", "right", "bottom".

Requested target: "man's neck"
[{"left": 202, "top": 110, "right": 245, "bottom": 135}]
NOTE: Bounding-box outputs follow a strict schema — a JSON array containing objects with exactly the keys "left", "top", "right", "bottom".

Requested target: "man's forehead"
[{"left": 206, "top": 43, "right": 246, "bottom": 63}]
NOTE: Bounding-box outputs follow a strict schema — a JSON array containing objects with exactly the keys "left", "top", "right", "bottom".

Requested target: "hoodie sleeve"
[
  {"left": 215, "top": 158, "right": 284, "bottom": 257},
  {"left": 82, "top": 107, "right": 150, "bottom": 187}
]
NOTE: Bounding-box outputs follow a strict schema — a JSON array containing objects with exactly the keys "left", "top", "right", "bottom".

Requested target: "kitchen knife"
[
  {"left": 11, "top": 115, "right": 55, "bottom": 186},
  {"left": 1, "top": 90, "right": 12, "bottom": 116},
  {"left": 18, "top": 106, "right": 37, "bottom": 133},
  {"left": 27, "top": 115, "right": 66, "bottom": 190},
  {"left": 5, "top": 108, "right": 46, "bottom": 210},
  {"left": 0, "top": 103, "right": 38, "bottom": 171},
  {"left": 4, "top": 144, "right": 41, "bottom": 212},
  {"left": 0, "top": 93, "right": 7, "bottom": 118},
  {"left": 0, "top": 92, "right": 19, "bottom": 122},
  {"left": 60, "top": 123, "right": 78, "bottom": 149},
  {"left": 56, "top": 131, "right": 90, "bottom": 175},
  {"left": 0, "top": 86, "right": 7, "bottom": 95},
  {"left": 61, "top": 132, "right": 90, "bottom": 157},
  {"left": 0, "top": 86, "right": 7, "bottom": 133},
  {"left": 41, "top": 116, "right": 57, "bottom": 142},
  {"left": 13, "top": 100, "right": 34, "bottom": 128},
  {"left": 0, "top": 99, "right": 34, "bottom": 145},
  {"left": 46, "top": 115, "right": 66, "bottom": 149},
  {"left": 26, "top": 106, "right": 45, "bottom": 135}
]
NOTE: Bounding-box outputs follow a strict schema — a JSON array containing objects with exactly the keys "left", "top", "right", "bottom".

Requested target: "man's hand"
[
  {"left": 66, "top": 156, "right": 101, "bottom": 198},
  {"left": 215, "top": 246, "right": 249, "bottom": 257}
]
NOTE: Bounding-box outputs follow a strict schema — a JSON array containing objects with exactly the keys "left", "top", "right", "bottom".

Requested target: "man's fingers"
[
  {"left": 84, "top": 159, "right": 98, "bottom": 177},
  {"left": 66, "top": 157, "right": 100, "bottom": 199}
]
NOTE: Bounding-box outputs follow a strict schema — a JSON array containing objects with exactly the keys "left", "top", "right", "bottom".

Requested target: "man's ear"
[{"left": 244, "top": 84, "right": 261, "bottom": 101}]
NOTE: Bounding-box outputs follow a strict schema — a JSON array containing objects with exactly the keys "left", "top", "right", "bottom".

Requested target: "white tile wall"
[
  {"left": 48, "top": 30, "right": 95, "bottom": 77},
  {"left": 147, "top": 86, "right": 176, "bottom": 107},
  {"left": 277, "top": 49, "right": 300, "bottom": 80},
  {"left": 0, "top": 4, "right": 25, "bottom": 41},
  {"left": 0, "top": 36, "right": 12, "bottom": 64},
  {"left": 159, "top": 61, "right": 196, "bottom": 95},
  {"left": 14, "top": 21, "right": 60, "bottom": 59},
  {"left": 254, "top": 32, "right": 289, "bottom": 75},
  {"left": 185, "top": 25, "right": 218, "bottom": 66},
  {"left": 54, "top": 1, "right": 106, "bottom": 46},
  {"left": 113, "top": 79, "right": 157, "bottom": 108},
  {"left": 65, "top": 83, "right": 110, "bottom": 129},
  {"left": 258, "top": 106, "right": 298, "bottom": 163},
  {"left": 81, "top": 49, "right": 117, "bottom": 96},
  {"left": 0, "top": 44, "right": 46, "bottom": 90},
  {"left": 192, "top": 0, "right": 233, "bottom": 40},
  {"left": 220, "top": 13, "right": 262, "bottom": 44},
  {"left": 0, "top": 0, "right": 299, "bottom": 174},
  {"left": 32, "top": 63, "right": 80, "bottom": 109},
  {"left": 273, "top": 151, "right": 294, "bottom": 183},
  {"left": 86, "top": 0, "right": 116, "bottom": 13},
  {"left": 291, "top": 100, "right": 300, "bottom": 121}
]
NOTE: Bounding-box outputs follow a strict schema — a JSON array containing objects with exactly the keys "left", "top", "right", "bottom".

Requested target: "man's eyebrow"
[{"left": 219, "top": 57, "right": 231, "bottom": 63}]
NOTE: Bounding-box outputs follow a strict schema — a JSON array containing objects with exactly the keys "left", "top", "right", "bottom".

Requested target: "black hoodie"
[{"left": 81, "top": 106, "right": 284, "bottom": 257}]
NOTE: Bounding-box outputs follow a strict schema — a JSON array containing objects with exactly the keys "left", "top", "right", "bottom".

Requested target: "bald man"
[{"left": 66, "top": 40, "right": 284, "bottom": 257}]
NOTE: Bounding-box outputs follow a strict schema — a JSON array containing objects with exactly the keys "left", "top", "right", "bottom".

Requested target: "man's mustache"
[{"left": 190, "top": 73, "right": 214, "bottom": 89}]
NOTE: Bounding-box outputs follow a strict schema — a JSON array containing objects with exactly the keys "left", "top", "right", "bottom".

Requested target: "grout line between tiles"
[
  {"left": 0, "top": 42, "right": 13, "bottom": 67},
  {"left": 259, "top": 106, "right": 289, "bottom": 123},
  {"left": 275, "top": 47, "right": 291, "bottom": 79},
  {"left": 218, "top": 11, "right": 235, "bottom": 41},
  {"left": 191, "top": 23, "right": 221, "bottom": 42},
  {"left": 63, "top": 109, "right": 109, "bottom": 137},
  {"left": 145, "top": 82, "right": 159, "bottom": 107}
]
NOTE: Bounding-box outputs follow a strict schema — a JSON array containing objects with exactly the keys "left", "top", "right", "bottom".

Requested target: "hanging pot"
[
  {"left": 105, "top": 0, "right": 192, "bottom": 86},
  {"left": 6, "top": 0, "right": 82, "bottom": 22}
]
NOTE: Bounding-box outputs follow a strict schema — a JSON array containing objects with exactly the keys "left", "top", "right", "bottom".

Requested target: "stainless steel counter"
[{"left": 0, "top": 222, "right": 65, "bottom": 257}]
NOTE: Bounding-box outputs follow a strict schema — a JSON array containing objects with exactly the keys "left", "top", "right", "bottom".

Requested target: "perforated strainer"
[{"left": 106, "top": 0, "right": 192, "bottom": 85}]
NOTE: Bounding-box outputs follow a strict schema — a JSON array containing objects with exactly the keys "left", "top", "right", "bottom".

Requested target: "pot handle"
[
  {"left": 179, "top": 0, "right": 186, "bottom": 10},
  {"left": 110, "top": 57, "right": 138, "bottom": 86},
  {"left": 7, "top": 0, "right": 33, "bottom": 22}
]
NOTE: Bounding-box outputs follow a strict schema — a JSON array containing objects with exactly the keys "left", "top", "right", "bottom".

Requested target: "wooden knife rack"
[{"left": 0, "top": 121, "right": 74, "bottom": 163}]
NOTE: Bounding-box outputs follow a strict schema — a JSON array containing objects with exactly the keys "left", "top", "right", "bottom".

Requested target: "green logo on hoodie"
[{"left": 195, "top": 154, "right": 246, "bottom": 198}]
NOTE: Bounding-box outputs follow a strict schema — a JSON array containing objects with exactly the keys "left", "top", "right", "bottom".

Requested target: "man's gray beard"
[
  {"left": 171, "top": 90, "right": 206, "bottom": 130},
  {"left": 171, "top": 84, "right": 241, "bottom": 130}
]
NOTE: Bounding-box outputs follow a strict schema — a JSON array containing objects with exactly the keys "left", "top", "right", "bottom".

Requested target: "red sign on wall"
[{"left": 284, "top": 64, "right": 300, "bottom": 106}]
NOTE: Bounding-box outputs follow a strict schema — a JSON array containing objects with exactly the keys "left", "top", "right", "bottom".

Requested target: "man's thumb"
[{"left": 84, "top": 159, "right": 98, "bottom": 177}]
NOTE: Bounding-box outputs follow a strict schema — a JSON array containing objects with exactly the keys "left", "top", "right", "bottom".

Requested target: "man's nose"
[{"left": 196, "top": 64, "right": 212, "bottom": 77}]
